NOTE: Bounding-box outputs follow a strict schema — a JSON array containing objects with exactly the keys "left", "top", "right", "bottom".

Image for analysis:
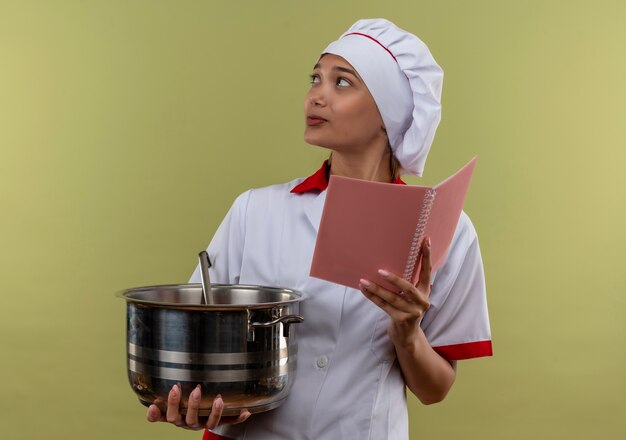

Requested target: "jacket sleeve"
[
  {"left": 189, "top": 190, "right": 251, "bottom": 285},
  {"left": 420, "top": 212, "right": 493, "bottom": 360}
]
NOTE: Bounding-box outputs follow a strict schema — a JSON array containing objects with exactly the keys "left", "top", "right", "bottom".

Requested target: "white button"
[{"left": 316, "top": 355, "right": 329, "bottom": 369}]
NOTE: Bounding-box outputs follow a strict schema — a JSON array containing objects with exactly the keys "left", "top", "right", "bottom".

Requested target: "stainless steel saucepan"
[{"left": 118, "top": 283, "right": 304, "bottom": 416}]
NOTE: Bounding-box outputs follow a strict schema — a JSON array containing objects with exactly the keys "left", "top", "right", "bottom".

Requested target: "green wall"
[{"left": 1, "top": 1, "right": 624, "bottom": 439}]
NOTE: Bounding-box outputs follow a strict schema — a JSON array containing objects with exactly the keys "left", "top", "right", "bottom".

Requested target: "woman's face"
[{"left": 304, "top": 54, "right": 386, "bottom": 153}]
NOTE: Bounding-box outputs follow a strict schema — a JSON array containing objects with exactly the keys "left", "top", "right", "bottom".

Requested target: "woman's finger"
[
  {"left": 220, "top": 409, "right": 252, "bottom": 425},
  {"left": 361, "top": 269, "right": 431, "bottom": 320},
  {"left": 376, "top": 270, "right": 418, "bottom": 297},
  {"left": 417, "top": 237, "right": 432, "bottom": 292},
  {"left": 205, "top": 395, "right": 224, "bottom": 430},
  {"left": 146, "top": 404, "right": 165, "bottom": 423},
  {"left": 373, "top": 271, "right": 429, "bottom": 310},
  {"left": 359, "top": 279, "right": 412, "bottom": 316},
  {"left": 185, "top": 385, "right": 203, "bottom": 429},
  {"left": 166, "top": 384, "right": 184, "bottom": 425}
]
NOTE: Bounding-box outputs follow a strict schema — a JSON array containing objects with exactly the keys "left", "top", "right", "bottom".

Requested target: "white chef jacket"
[{"left": 192, "top": 163, "right": 492, "bottom": 440}]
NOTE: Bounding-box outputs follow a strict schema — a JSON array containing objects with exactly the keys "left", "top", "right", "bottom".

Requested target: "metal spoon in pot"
[{"left": 198, "top": 251, "right": 215, "bottom": 305}]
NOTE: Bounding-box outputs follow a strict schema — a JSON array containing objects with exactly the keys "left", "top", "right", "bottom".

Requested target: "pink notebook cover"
[{"left": 310, "top": 157, "right": 477, "bottom": 292}]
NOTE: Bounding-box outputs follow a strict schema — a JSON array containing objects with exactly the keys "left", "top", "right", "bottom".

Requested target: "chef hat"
[{"left": 323, "top": 19, "right": 443, "bottom": 176}]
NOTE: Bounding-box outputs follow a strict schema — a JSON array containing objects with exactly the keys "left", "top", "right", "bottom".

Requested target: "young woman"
[{"left": 147, "top": 18, "right": 492, "bottom": 439}]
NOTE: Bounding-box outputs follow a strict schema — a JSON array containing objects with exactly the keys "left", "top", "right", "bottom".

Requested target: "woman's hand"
[
  {"left": 358, "top": 237, "right": 456, "bottom": 404},
  {"left": 146, "top": 384, "right": 251, "bottom": 431},
  {"left": 358, "top": 236, "right": 432, "bottom": 347}
]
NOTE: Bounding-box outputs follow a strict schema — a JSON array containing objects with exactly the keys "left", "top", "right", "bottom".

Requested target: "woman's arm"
[
  {"left": 390, "top": 319, "right": 457, "bottom": 404},
  {"left": 359, "top": 237, "right": 456, "bottom": 404}
]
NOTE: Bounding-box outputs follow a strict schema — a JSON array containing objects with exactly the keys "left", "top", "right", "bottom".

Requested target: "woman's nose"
[{"left": 308, "top": 89, "right": 326, "bottom": 107}]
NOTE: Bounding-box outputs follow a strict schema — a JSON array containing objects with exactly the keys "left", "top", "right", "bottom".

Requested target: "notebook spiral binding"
[{"left": 402, "top": 188, "right": 437, "bottom": 282}]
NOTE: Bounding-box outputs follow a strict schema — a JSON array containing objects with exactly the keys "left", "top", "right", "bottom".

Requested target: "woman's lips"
[{"left": 306, "top": 116, "right": 327, "bottom": 126}]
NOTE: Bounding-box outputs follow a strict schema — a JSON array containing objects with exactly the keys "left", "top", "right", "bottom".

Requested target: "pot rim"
[{"left": 116, "top": 283, "right": 305, "bottom": 310}]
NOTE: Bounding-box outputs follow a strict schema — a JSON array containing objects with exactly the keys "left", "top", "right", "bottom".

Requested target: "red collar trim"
[{"left": 290, "top": 161, "right": 406, "bottom": 194}]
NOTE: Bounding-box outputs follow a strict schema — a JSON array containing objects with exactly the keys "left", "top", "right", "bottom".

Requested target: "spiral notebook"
[{"left": 309, "top": 157, "right": 477, "bottom": 292}]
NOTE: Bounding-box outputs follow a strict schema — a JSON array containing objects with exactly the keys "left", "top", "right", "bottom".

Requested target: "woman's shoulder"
[
  {"left": 228, "top": 177, "right": 309, "bottom": 210},
  {"left": 446, "top": 211, "right": 481, "bottom": 265},
  {"left": 441, "top": 210, "right": 479, "bottom": 269},
  {"left": 430, "top": 211, "right": 482, "bottom": 286},
  {"left": 253, "top": 177, "right": 306, "bottom": 195},
  {"left": 455, "top": 211, "right": 478, "bottom": 244},
  {"left": 236, "top": 177, "right": 310, "bottom": 201}
]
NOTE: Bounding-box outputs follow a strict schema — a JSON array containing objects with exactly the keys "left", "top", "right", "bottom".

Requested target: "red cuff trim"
[
  {"left": 433, "top": 340, "right": 493, "bottom": 361},
  {"left": 203, "top": 430, "right": 233, "bottom": 440}
]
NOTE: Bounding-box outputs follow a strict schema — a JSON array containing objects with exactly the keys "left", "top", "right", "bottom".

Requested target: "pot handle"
[{"left": 248, "top": 314, "right": 304, "bottom": 340}]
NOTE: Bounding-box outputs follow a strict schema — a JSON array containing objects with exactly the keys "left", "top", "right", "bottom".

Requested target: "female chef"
[{"left": 146, "top": 18, "right": 492, "bottom": 439}]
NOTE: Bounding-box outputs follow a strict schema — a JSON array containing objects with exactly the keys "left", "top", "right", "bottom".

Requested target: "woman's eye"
[
  {"left": 309, "top": 74, "right": 320, "bottom": 85},
  {"left": 336, "top": 78, "right": 351, "bottom": 87}
]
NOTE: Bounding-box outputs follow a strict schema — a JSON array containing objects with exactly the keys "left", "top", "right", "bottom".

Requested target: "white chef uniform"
[{"left": 193, "top": 162, "right": 492, "bottom": 440}]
